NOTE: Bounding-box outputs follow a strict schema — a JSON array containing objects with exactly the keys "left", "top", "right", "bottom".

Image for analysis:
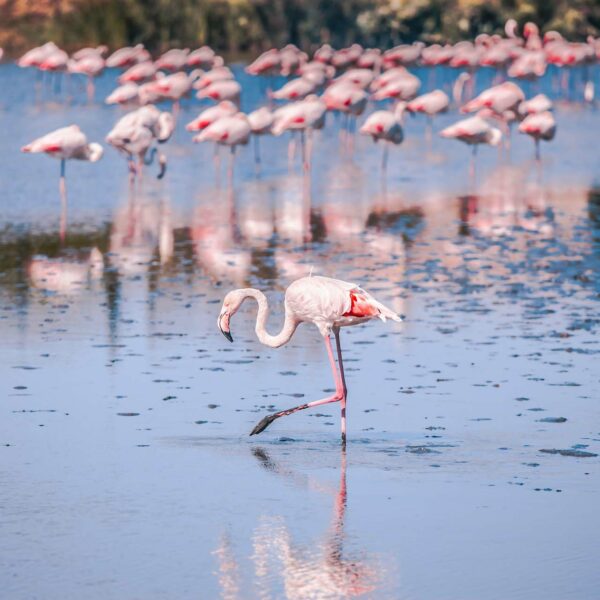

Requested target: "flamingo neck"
[{"left": 243, "top": 288, "right": 298, "bottom": 348}]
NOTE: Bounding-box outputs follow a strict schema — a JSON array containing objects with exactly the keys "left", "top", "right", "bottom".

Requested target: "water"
[{"left": 1, "top": 63, "right": 599, "bottom": 600}]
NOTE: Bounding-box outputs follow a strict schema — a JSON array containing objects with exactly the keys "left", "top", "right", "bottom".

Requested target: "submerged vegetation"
[{"left": 1, "top": 0, "right": 600, "bottom": 55}]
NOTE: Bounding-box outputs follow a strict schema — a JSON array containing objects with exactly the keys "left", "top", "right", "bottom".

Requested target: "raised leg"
[{"left": 250, "top": 334, "right": 344, "bottom": 436}]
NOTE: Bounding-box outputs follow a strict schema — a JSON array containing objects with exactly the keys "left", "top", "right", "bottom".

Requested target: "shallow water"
[{"left": 1, "top": 63, "right": 600, "bottom": 599}]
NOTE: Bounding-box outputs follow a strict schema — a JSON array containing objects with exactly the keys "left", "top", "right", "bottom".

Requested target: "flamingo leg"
[
  {"left": 382, "top": 143, "right": 389, "bottom": 174},
  {"left": 333, "top": 327, "right": 347, "bottom": 444},
  {"left": 250, "top": 335, "right": 344, "bottom": 437},
  {"left": 59, "top": 159, "right": 67, "bottom": 244},
  {"left": 227, "top": 146, "right": 235, "bottom": 186},
  {"left": 86, "top": 76, "right": 94, "bottom": 103}
]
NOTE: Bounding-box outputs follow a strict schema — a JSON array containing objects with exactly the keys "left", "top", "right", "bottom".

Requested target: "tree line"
[{"left": 1, "top": 0, "right": 600, "bottom": 56}]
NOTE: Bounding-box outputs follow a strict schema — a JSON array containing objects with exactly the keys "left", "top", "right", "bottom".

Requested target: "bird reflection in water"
[
  {"left": 29, "top": 247, "right": 104, "bottom": 294},
  {"left": 458, "top": 164, "right": 554, "bottom": 238},
  {"left": 212, "top": 447, "right": 382, "bottom": 599}
]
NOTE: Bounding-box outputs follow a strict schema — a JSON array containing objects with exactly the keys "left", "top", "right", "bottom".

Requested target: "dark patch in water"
[
  {"left": 117, "top": 412, "right": 140, "bottom": 417},
  {"left": 538, "top": 417, "right": 567, "bottom": 423},
  {"left": 540, "top": 448, "right": 597, "bottom": 458}
]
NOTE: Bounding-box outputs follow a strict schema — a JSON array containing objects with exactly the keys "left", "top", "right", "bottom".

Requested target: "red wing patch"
[
  {"left": 42, "top": 144, "right": 62, "bottom": 153},
  {"left": 343, "top": 291, "right": 380, "bottom": 318}
]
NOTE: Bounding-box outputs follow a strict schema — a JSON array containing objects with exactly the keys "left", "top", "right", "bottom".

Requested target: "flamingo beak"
[{"left": 218, "top": 312, "right": 233, "bottom": 342}]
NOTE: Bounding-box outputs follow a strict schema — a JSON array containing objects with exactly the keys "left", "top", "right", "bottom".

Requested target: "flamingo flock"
[{"left": 11, "top": 18, "right": 599, "bottom": 440}]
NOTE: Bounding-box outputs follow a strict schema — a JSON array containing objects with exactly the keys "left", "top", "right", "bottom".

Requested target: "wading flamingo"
[
  {"left": 21, "top": 125, "right": 103, "bottom": 240},
  {"left": 217, "top": 275, "right": 402, "bottom": 442},
  {"left": 518, "top": 111, "right": 556, "bottom": 160}
]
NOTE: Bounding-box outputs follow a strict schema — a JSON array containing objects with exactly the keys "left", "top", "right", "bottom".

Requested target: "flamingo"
[
  {"left": 371, "top": 71, "right": 420, "bottom": 102},
  {"left": 440, "top": 116, "right": 502, "bottom": 180},
  {"left": 314, "top": 44, "right": 334, "bottom": 64},
  {"left": 144, "top": 71, "right": 202, "bottom": 114},
  {"left": 106, "top": 106, "right": 175, "bottom": 179},
  {"left": 323, "top": 82, "right": 367, "bottom": 146},
  {"left": 18, "top": 42, "right": 60, "bottom": 68},
  {"left": 194, "top": 66, "right": 234, "bottom": 89},
  {"left": 247, "top": 107, "right": 274, "bottom": 164},
  {"left": 272, "top": 96, "right": 326, "bottom": 169},
  {"left": 518, "top": 93, "right": 553, "bottom": 115},
  {"left": 246, "top": 49, "right": 281, "bottom": 76},
  {"left": 118, "top": 61, "right": 157, "bottom": 84},
  {"left": 271, "top": 77, "right": 317, "bottom": 101},
  {"left": 186, "top": 101, "right": 238, "bottom": 132},
  {"left": 154, "top": 48, "right": 190, "bottom": 71},
  {"left": 193, "top": 113, "right": 251, "bottom": 183},
  {"left": 106, "top": 45, "right": 150, "bottom": 69},
  {"left": 359, "top": 104, "right": 405, "bottom": 172},
  {"left": 518, "top": 111, "right": 556, "bottom": 160},
  {"left": 105, "top": 82, "right": 140, "bottom": 105},
  {"left": 217, "top": 275, "right": 402, "bottom": 442},
  {"left": 187, "top": 46, "right": 217, "bottom": 69},
  {"left": 197, "top": 79, "right": 242, "bottom": 104},
  {"left": 21, "top": 125, "right": 103, "bottom": 240},
  {"left": 67, "top": 53, "right": 105, "bottom": 101},
  {"left": 406, "top": 90, "right": 450, "bottom": 142},
  {"left": 461, "top": 81, "right": 525, "bottom": 115}
]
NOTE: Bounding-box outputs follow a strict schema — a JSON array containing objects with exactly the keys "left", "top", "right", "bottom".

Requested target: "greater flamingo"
[
  {"left": 440, "top": 116, "right": 502, "bottom": 180},
  {"left": 21, "top": 125, "right": 103, "bottom": 240},
  {"left": 518, "top": 111, "right": 556, "bottom": 160},
  {"left": 194, "top": 113, "right": 251, "bottom": 183},
  {"left": 106, "top": 106, "right": 175, "bottom": 179},
  {"left": 359, "top": 104, "right": 405, "bottom": 172},
  {"left": 217, "top": 275, "right": 402, "bottom": 442}
]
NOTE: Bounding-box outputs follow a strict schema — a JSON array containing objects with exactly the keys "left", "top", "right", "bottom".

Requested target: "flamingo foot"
[
  {"left": 249, "top": 393, "right": 342, "bottom": 436},
  {"left": 250, "top": 414, "right": 280, "bottom": 436}
]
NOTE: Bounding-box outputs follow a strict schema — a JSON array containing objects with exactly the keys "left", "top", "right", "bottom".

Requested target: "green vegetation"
[{"left": 2, "top": 0, "right": 600, "bottom": 55}]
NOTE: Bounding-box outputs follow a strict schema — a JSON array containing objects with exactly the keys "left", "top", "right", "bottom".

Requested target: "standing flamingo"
[
  {"left": 440, "top": 116, "right": 502, "bottom": 181},
  {"left": 217, "top": 275, "right": 402, "bottom": 442},
  {"left": 359, "top": 105, "right": 405, "bottom": 173},
  {"left": 518, "top": 111, "right": 556, "bottom": 160},
  {"left": 194, "top": 113, "right": 251, "bottom": 184},
  {"left": 21, "top": 125, "right": 103, "bottom": 240}
]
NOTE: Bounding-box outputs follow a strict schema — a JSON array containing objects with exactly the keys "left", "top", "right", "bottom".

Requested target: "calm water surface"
[{"left": 1, "top": 64, "right": 599, "bottom": 599}]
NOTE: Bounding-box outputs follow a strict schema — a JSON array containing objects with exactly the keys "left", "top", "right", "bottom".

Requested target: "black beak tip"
[{"left": 221, "top": 329, "right": 233, "bottom": 343}]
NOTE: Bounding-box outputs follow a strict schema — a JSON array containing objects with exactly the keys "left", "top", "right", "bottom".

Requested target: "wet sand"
[{"left": 1, "top": 63, "right": 599, "bottom": 599}]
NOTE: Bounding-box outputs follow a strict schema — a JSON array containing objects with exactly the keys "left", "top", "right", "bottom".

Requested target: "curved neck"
[{"left": 242, "top": 288, "right": 298, "bottom": 348}]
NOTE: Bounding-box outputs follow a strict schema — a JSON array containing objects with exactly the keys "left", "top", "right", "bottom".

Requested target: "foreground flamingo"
[{"left": 217, "top": 275, "right": 402, "bottom": 442}]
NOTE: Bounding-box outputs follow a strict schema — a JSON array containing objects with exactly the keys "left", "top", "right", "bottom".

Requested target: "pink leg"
[
  {"left": 59, "top": 160, "right": 67, "bottom": 244},
  {"left": 250, "top": 335, "right": 344, "bottom": 436}
]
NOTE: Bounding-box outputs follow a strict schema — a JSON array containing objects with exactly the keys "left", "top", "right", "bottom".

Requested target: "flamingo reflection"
[{"left": 213, "top": 447, "right": 382, "bottom": 599}]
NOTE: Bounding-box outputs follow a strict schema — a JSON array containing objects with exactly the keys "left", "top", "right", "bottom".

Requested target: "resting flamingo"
[
  {"left": 359, "top": 104, "right": 405, "bottom": 172},
  {"left": 21, "top": 125, "right": 103, "bottom": 240},
  {"left": 518, "top": 111, "right": 556, "bottom": 160},
  {"left": 217, "top": 275, "right": 402, "bottom": 442}
]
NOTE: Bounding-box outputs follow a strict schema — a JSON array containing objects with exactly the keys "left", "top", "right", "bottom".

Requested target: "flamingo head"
[{"left": 217, "top": 289, "right": 247, "bottom": 342}]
